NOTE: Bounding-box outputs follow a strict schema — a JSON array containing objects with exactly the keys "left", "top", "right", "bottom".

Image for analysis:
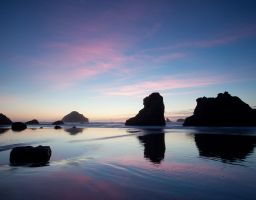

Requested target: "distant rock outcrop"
[
  {"left": 10, "top": 145, "right": 51, "bottom": 166},
  {"left": 177, "top": 118, "right": 185, "bottom": 123},
  {"left": 166, "top": 118, "right": 172, "bottom": 122},
  {"left": 0, "top": 113, "right": 12, "bottom": 125},
  {"left": 184, "top": 92, "right": 256, "bottom": 126},
  {"left": 125, "top": 93, "right": 166, "bottom": 126},
  {"left": 26, "top": 119, "right": 39, "bottom": 125},
  {"left": 11, "top": 122, "right": 27, "bottom": 131},
  {"left": 62, "top": 111, "right": 89, "bottom": 123},
  {"left": 52, "top": 120, "right": 64, "bottom": 125}
]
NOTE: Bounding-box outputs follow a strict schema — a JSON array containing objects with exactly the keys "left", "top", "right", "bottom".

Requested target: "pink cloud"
[{"left": 104, "top": 74, "right": 230, "bottom": 96}]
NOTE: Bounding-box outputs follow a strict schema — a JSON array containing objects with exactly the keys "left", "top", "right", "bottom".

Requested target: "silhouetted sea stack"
[
  {"left": 52, "top": 120, "right": 64, "bottom": 125},
  {"left": 125, "top": 92, "right": 166, "bottom": 126},
  {"left": 184, "top": 92, "right": 256, "bottom": 126},
  {"left": 10, "top": 145, "right": 51, "bottom": 166},
  {"left": 26, "top": 119, "right": 39, "bottom": 125},
  {"left": 0, "top": 113, "right": 12, "bottom": 125},
  {"left": 62, "top": 111, "right": 89, "bottom": 123},
  {"left": 11, "top": 122, "right": 27, "bottom": 131}
]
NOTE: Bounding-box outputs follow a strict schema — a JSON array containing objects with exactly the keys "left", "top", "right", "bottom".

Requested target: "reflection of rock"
[
  {"left": 138, "top": 131, "right": 165, "bottom": 164},
  {"left": 125, "top": 93, "right": 166, "bottom": 126},
  {"left": 52, "top": 120, "right": 64, "bottom": 125},
  {"left": 11, "top": 122, "right": 27, "bottom": 131},
  {"left": 184, "top": 92, "right": 256, "bottom": 126},
  {"left": 10, "top": 145, "right": 51, "bottom": 166},
  {"left": 26, "top": 119, "right": 39, "bottom": 125},
  {"left": 65, "top": 127, "right": 83, "bottom": 135},
  {"left": 177, "top": 118, "right": 185, "bottom": 123},
  {"left": 62, "top": 111, "right": 89, "bottom": 123},
  {"left": 0, "top": 128, "right": 9, "bottom": 134},
  {"left": 194, "top": 134, "right": 256, "bottom": 163},
  {"left": 0, "top": 113, "right": 12, "bottom": 125}
]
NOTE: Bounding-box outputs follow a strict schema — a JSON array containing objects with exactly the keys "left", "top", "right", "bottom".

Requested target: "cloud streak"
[{"left": 103, "top": 74, "right": 232, "bottom": 96}]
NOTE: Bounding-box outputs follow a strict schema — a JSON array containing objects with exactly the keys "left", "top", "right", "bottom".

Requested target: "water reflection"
[
  {"left": 65, "top": 128, "right": 84, "bottom": 135},
  {"left": 0, "top": 128, "right": 9, "bottom": 134},
  {"left": 194, "top": 134, "right": 256, "bottom": 163},
  {"left": 137, "top": 129, "right": 165, "bottom": 164}
]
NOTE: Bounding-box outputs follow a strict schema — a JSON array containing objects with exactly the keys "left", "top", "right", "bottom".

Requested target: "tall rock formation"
[
  {"left": 184, "top": 92, "right": 256, "bottom": 126},
  {"left": 125, "top": 92, "right": 166, "bottom": 126}
]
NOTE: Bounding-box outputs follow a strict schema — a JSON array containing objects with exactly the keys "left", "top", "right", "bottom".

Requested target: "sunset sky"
[{"left": 1, "top": 0, "right": 256, "bottom": 122}]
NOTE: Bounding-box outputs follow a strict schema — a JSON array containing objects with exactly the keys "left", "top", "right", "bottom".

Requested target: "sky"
[{"left": 1, "top": 0, "right": 256, "bottom": 122}]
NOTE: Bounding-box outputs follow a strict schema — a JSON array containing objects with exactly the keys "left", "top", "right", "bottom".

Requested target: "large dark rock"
[
  {"left": 125, "top": 93, "right": 166, "bottom": 126},
  {"left": 26, "top": 119, "right": 39, "bottom": 125},
  {"left": 0, "top": 113, "right": 12, "bottom": 125},
  {"left": 52, "top": 120, "right": 64, "bottom": 125},
  {"left": 10, "top": 145, "right": 51, "bottom": 166},
  {"left": 62, "top": 111, "right": 89, "bottom": 123},
  {"left": 184, "top": 92, "right": 256, "bottom": 126},
  {"left": 11, "top": 122, "right": 27, "bottom": 131}
]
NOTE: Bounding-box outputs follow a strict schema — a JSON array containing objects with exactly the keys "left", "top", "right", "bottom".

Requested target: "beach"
[{"left": 1, "top": 123, "right": 256, "bottom": 200}]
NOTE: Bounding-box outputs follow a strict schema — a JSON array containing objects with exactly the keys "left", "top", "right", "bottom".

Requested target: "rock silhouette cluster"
[
  {"left": 0, "top": 113, "right": 12, "bottom": 125},
  {"left": 10, "top": 145, "right": 51, "bottom": 166},
  {"left": 62, "top": 111, "right": 89, "bottom": 123},
  {"left": 184, "top": 92, "right": 256, "bottom": 126},
  {"left": 125, "top": 93, "right": 166, "bottom": 126}
]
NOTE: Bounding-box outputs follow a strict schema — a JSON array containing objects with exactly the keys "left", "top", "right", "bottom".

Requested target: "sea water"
[{"left": 0, "top": 123, "right": 256, "bottom": 199}]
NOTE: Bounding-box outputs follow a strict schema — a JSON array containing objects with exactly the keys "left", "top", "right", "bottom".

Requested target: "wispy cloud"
[{"left": 103, "top": 73, "right": 230, "bottom": 96}]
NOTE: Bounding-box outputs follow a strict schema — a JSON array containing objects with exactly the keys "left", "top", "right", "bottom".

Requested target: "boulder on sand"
[
  {"left": 10, "top": 145, "right": 51, "bottom": 166},
  {"left": 183, "top": 92, "right": 256, "bottom": 126},
  {"left": 11, "top": 122, "right": 27, "bottom": 131},
  {"left": 125, "top": 92, "right": 166, "bottom": 126}
]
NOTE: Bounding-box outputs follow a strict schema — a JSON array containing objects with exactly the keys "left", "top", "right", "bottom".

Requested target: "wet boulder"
[
  {"left": 125, "top": 92, "right": 166, "bottom": 126},
  {"left": 11, "top": 122, "right": 27, "bottom": 131},
  {"left": 10, "top": 145, "right": 51, "bottom": 166},
  {"left": 54, "top": 125, "right": 62, "bottom": 129}
]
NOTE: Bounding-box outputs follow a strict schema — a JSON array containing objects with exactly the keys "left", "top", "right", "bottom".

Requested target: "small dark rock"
[
  {"left": 52, "top": 120, "right": 64, "bottom": 125},
  {"left": 11, "top": 122, "right": 27, "bottom": 131},
  {"left": 0, "top": 113, "right": 12, "bottom": 125},
  {"left": 10, "top": 145, "right": 51, "bottom": 166},
  {"left": 125, "top": 92, "right": 166, "bottom": 126},
  {"left": 26, "top": 119, "right": 39, "bottom": 125},
  {"left": 54, "top": 125, "right": 62, "bottom": 129}
]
